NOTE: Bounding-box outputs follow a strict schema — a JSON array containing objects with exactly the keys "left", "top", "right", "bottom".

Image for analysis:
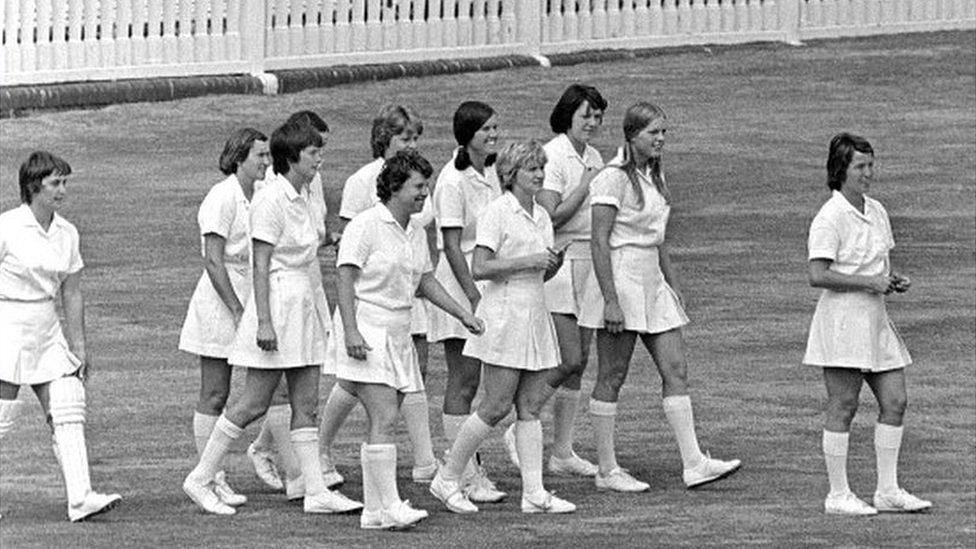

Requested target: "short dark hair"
[
  {"left": 827, "top": 133, "right": 874, "bottom": 190},
  {"left": 370, "top": 104, "right": 424, "bottom": 158},
  {"left": 285, "top": 111, "right": 330, "bottom": 133},
  {"left": 453, "top": 101, "right": 496, "bottom": 171},
  {"left": 376, "top": 150, "right": 433, "bottom": 202},
  {"left": 218, "top": 128, "right": 268, "bottom": 175},
  {"left": 19, "top": 151, "right": 72, "bottom": 204},
  {"left": 549, "top": 84, "right": 608, "bottom": 134},
  {"left": 270, "top": 121, "right": 324, "bottom": 175}
]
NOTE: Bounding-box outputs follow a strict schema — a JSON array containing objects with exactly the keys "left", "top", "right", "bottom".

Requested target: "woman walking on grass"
[
  {"left": 578, "top": 102, "right": 740, "bottom": 492},
  {"left": 805, "top": 132, "right": 931, "bottom": 516},
  {"left": 0, "top": 151, "right": 121, "bottom": 521}
]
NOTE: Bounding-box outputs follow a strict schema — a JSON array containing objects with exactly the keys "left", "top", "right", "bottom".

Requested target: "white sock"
[
  {"left": 266, "top": 404, "right": 301, "bottom": 481},
  {"left": 875, "top": 423, "right": 903, "bottom": 494},
  {"left": 0, "top": 399, "right": 22, "bottom": 440},
  {"left": 822, "top": 430, "right": 851, "bottom": 495},
  {"left": 252, "top": 414, "right": 275, "bottom": 452},
  {"left": 360, "top": 444, "right": 380, "bottom": 512},
  {"left": 551, "top": 387, "right": 578, "bottom": 458},
  {"left": 192, "top": 412, "right": 219, "bottom": 457},
  {"left": 291, "top": 427, "right": 326, "bottom": 497},
  {"left": 443, "top": 413, "right": 493, "bottom": 481},
  {"left": 363, "top": 443, "right": 399, "bottom": 509},
  {"left": 319, "top": 384, "right": 358, "bottom": 459},
  {"left": 662, "top": 395, "right": 706, "bottom": 469},
  {"left": 189, "top": 415, "right": 242, "bottom": 484},
  {"left": 589, "top": 399, "right": 618, "bottom": 474},
  {"left": 441, "top": 413, "right": 468, "bottom": 445},
  {"left": 515, "top": 420, "right": 545, "bottom": 497},
  {"left": 401, "top": 391, "right": 437, "bottom": 468}
]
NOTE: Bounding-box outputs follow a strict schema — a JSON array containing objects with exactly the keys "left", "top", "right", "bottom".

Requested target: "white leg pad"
[
  {"left": 49, "top": 376, "right": 87, "bottom": 426},
  {"left": 49, "top": 376, "right": 91, "bottom": 506},
  {"left": 0, "top": 399, "right": 23, "bottom": 440}
]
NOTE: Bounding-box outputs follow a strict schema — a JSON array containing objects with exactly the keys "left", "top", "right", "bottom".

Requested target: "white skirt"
[
  {"left": 329, "top": 301, "right": 423, "bottom": 393},
  {"left": 427, "top": 251, "right": 484, "bottom": 342},
  {"left": 803, "top": 290, "right": 911, "bottom": 372},
  {"left": 463, "top": 276, "right": 560, "bottom": 371},
  {"left": 178, "top": 264, "right": 251, "bottom": 358},
  {"left": 544, "top": 243, "right": 592, "bottom": 316},
  {"left": 578, "top": 246, "right": 689, "bottom": 334},
  {"left": 410, "top": 296, "right": 429, "bottom": 336},
  {"left": 228, "top": 269, "right": 329, "bottom": 369},
  {"left": 0, "top": 300, "right": 81, "bottom": 385}
]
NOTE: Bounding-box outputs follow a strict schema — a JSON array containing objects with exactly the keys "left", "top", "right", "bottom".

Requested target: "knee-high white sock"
[
  {"left": 363, "top": 443, "right": 399, "bottom": 509},
  {"left": 662, "top": 395, "right": 706, "bottom": 469},
  {"left": 319, "top": 384, "right": 359, "bottom": 458},
  {"left": 0, "top": 399, "right": 22, "bottom": 440},
  {"left": 515, "top": 420, "right": 545, "bottom": 497},
  {"left": 189, "top": 415, "right": 242, "bottom": 485},
  {"left": 875, "top": 423, "right": 903, "bottom": 494},
  {"left": 360, "top": 444, "right": 381, "bottom": 512},
  {"left": 551, "top": 387, "right": 579, "bottom": 458},
  {"left": 823, "top": 430, "right": 851, "bottom": 495},
  {"left": 443, "top": 414, "right": 493, "bottom": 481},
  {"left": 192, "top": 412, "right": 219, "bottom": 457},
  {"left": 401, "top": 391, "right": 437, "bottom": 468},
  {"left": 265, "top": 404, "right": 301, "bottom": 481},
  {"left": 589, "top": 399, "right": 618, "bottom": 473},
  {"left": 291, "top": 427, "right": 326, "bottom": 497},
  {"left": 441, "top": 413, "right": 468, "bottom": 446}
]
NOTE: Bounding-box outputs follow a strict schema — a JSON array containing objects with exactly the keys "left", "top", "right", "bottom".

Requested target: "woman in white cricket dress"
[
  {"left": 332, "top": 150, "right": 483, "bottom": 529},
  {"left": 430, "top": 139, "right": 575, "bottom": 515},
  {"left": 178, "top": 128, "right": 271, "bottom": 508},
  {"left": 182, "top": 120, "right": 361, "bottom": 516},
  {"left": 0, "top": 151, "right": 121, "bottom": 521},
  {"left": 804, "top": 132, "right": 931, "bottom": 516},
  {"left": 578, "top": 102, "right": 740, "bottom": 492}
]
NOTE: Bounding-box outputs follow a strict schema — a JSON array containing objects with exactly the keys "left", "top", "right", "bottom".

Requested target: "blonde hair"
[
  {"left": 619, "top": 102, "right": 670, "bottom": 207},
  {"left": 495, "top": 139, "right": 547, "bottom": 191}
]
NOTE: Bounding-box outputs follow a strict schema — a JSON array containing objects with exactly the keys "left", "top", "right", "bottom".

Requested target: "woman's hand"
[
  {"left": 461, "top": 313, "right": 485, "bottom": 335},
  {"left": 867, "top": 275, "right": 895, "bottom": 295},
  {"left": 344, "top": 328, "right": 372, "bottom": 360},
  {"left": 72, "top": 352, "right": 91, "bottom": 383},
  {"left": 604, "top": 300, "right": 626, "bottom": 334},
  {"left": 465, "top": 287, "right": 482, "bottom": 313},
  {"left": 256, "top": 320, "right": 278, "bottom": 351},
  {"left": 891, "top": 273, "right": 911, "bottom": 293}
]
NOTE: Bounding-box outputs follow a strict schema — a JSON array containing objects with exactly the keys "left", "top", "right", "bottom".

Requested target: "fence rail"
[{"left": 2, "top": 1, "right": 974, "bottom": 87}]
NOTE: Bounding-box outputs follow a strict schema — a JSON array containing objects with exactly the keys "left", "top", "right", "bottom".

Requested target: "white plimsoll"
[
  {"left": 824, "top": 491, "right": 878, "bottom": 516},
  {"left": 212, "top": 471, "right": 246, "bottom": 506},
  {"left": 247, "top": 441, "right": 283, "bottom": 490},
  {"left": 548, "top": 453, "right": 599, "bottom": 477},
  {"left": 463, "top": 460, "right": 507, "bottom": 503},
  {"left": 182, "top": 477, "right": 235, "bottom": 516},
  {"left": 595, "top": 467, "right": 649, "bottom": 492},
  {"left": 683, "top": 454, "right": 742, "bottom": 488},
  {"left": 873, "top": 489, "right": 932, "bottom": 513},
  {"left": 303, "top": 490, "right": 364, "bottom": 514},
  {"left": 360, "top": 500, "right": 429, "bottom": 530},
  {"left": 521, "top": 491, "right": 577, "bottom": 514},
  {"left": 429, "top": 473, "right": 477, "bottom": 514}
]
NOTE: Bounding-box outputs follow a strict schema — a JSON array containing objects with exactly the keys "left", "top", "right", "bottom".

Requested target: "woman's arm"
[
  {"left": 470, "top": 245, "right": 553, "bottom": 281},
  {"left": 336, "top": 264, "right": 371, "bottom": 360},
  {"left": 442, "top": 227, "right": 481, "bottom": 310},
  {"left": 591, "top": 204, "right": 625, "bottom": 333},
  {"left": 252, "top": 240, "right": 277, "bottom": 351},
  {"left": 808, "top": 259, "right": 893, "bottom": 294},
  {"left": 657, "top": 241, "right": 683, "bottom": 305},
  {"left": 60, "top": 271, "right": 88, "bottom": 379},
  {"left": 537, "top": 167, "right": 599, "bottom": 229},
  {"left": 418, "top": 273, "right": 484, "bottom": 334},
  {"left": 203, "top": 233, "right": 244, "bottom": 322}
]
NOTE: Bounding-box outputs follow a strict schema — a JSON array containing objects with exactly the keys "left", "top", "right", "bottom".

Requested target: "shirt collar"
[
  {"left": 275, "top": 173, "right": 305, "bottom": 201},
  {"left": 378, "top": 203, "right": 415, "bottom": 236},
  {"left": 15, "top": 203, "right": 68, "bottom": 234},
  {"left": 555, "top": 134, "right": 600, "bottom": 167},
  {"left": 503, "top": 192, "right": 544, "bottom": 224},
  {"left": 830, "top": 190, "right": 873, "bottom": 222}
]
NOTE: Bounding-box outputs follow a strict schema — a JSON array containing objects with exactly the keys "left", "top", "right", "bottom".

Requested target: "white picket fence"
[{"left": 2, "top": 1, "right": 974, "bottom": 87}]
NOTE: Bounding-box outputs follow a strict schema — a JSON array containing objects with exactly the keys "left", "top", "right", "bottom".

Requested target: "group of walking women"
[{"left": 0, "top": 82, "right": 930, "bottom": 527}]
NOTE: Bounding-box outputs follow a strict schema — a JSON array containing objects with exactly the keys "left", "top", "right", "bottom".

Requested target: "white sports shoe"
[
  {"left": 429, "top": 473, "right": 478, "bottom": 514},
  {"left": 361, "top": 500, "right": 428, "bottom": 530},
  {"left": 247, "top": 442, "right": 283, "bottom": 490},
  {"left": 303, "top": 490, "right": 364, "bottom": 514},
  {"left": 322, "top": 468, "right": 345, "bottom": 489},
  {"left": 183, "top": 478, "right": 235, "bottom": 516},
  {"left": 411, "top": 460, "right": 440, "bottom": 484},
  {"left": 873, "top": 488, "right": 932, "bottom": 513},
  {"left": 683, "top": 454, "right": 742, "bottom": 488},
  {"left": 825, "top": 491, "right": 878, "bottom": 516},
  {"left": 521, "top": 491, "right": 576, "bottom": 514},
  {"left": 68, "top": 491, "right": 123, "bottom": 522},
  {"left": 503, "top": 424, "right": 520, "bottom": 468},
  {"left": 595, "top": 467, "right": 650, "bottom": 492},
  {"left": 213, "top": 471, "right": 247, "bottom": 506},
  {"left": 548, "top": 453, "right": 599, "bottom": 477},
  {"left": 464, "top": 461, "right": 506, "bottom": 503}
]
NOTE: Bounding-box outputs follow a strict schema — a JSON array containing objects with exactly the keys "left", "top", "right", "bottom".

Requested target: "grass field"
[{"left": 0, "top": 30, "right": 974, "bottom": 548}]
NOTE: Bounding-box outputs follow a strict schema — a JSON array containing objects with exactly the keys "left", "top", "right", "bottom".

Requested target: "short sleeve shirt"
[
  {"left": 0, "top": 205, "right": 83, "bottom": 300},
  {"left": 476, "top": 193, "right": 554, "bottom": 280},
  {"left": 197, "top": 175, "right": 251, "bottom": 268},
  {"left": 264, "top": 166, "right": 328, "bottom": 244},
  {"left": 589, "top": 152, "right": 670, "bottom": 249},
  {"left": 433, "top": 159, "right": 501, "bottom": 252},
  {"left": 339, "top": 157, "right": 434, "bottom": 227},
  {"left": 337, "top": 204, "right": 433, "bottom": 311},
  {"left": 808, "top": 191, "right": 894, "bottom": 277},
  {"left": 542, "top": 134, "right": 604, "bottom": 247},
  {"left": 250, "top": 174, "right": 319, "bottom": 272}
]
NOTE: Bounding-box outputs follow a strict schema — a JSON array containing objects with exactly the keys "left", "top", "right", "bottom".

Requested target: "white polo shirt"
[
  {"left": 433, "top": 160, "right": 501, "bottom": 253},
  {"left": 476, "top": 192, "right": 554, "bottom": 277},
  {"left": 337, "top": 203, "right": 433, "bottom": 312},
  {"left": 251, "top": 174, "right": 319, "bottom": 272},
  {"left": 0, "top": 205, "right": 83, "bottom": 301},
  {"left": 197, "top": 175, "right": 251, "bottom": 268},
  {"left": 543, "top": 133, "right": 604, "bottom": 249},
  {"left": 590, "top": 152, "right": 670, "bottom": 249},
  {"left": 339, "top": 157, "right": 434, "bottom": 227},
  {"left": 808, "top": 190, "right": 894, "bottom": 277},
  {"left": 264, "top": 166, "right": 328, "bottom": 244}
]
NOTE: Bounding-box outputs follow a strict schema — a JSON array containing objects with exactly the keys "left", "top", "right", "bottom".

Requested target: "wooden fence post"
[
  {"left": 241, "top": 1, "right": 267, "bottom": 75},
  {"left": 517, "top": 0, "right": 541, "bottom": 55},
  {"left": 781, "top": 0, "right": 802, "bottom": 44}
]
